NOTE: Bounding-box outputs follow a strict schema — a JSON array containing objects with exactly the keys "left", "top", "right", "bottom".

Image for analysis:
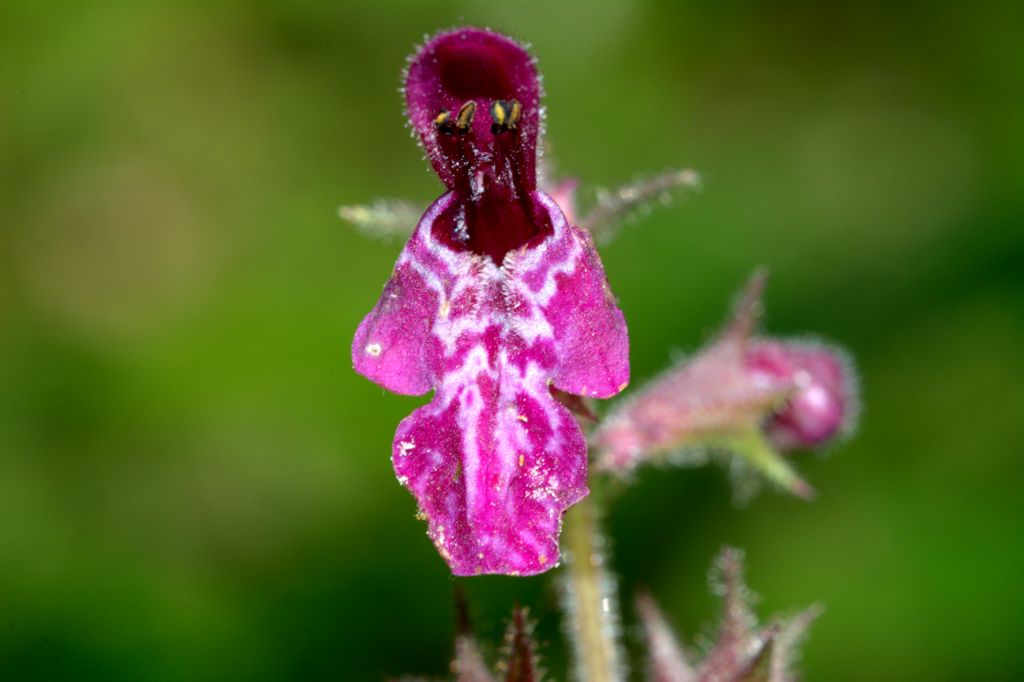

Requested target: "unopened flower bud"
[
  {"left": 745, "top": 340, "right": 857, "bottom": 452},
  {"left": 593, "top": 271, "right": 858, "bottom": 499}
]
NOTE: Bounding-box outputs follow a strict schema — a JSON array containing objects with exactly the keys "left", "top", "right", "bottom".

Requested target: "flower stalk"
[{"left": 561, "top": 487, "right": 625, "bottom": 682}]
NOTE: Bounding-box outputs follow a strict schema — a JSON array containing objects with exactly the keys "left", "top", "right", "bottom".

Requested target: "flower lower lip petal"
[{"left": 354, "top": 189, "right": 628, "bottom": 575}]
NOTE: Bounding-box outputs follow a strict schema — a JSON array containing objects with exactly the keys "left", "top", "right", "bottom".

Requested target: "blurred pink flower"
[{"left": 594, "top": 271, "right": 858, "bottom": 498}]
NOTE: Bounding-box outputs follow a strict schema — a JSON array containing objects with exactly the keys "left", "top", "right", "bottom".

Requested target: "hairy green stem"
[{"left": 562, "top": 488, "right": 624, "bottom": 682}]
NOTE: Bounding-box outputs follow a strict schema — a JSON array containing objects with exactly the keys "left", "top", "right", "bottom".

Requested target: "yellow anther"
[
  {"left": 434, "top": 109, "right": 455, "bottom": 135},
  {"left": 491, "top": 100, "right": 508, "bottom": 127},
  {"left": 507, "top": 99, "right": 522, "bottom": 129},
  {"left": 455, "top": 100, "right": 477, "bottom": 132},
  {"left": 490, "top": 99, "right": 522, "bottom": 133}
]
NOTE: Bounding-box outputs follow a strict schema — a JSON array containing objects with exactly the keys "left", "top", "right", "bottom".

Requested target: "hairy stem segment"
[
  {"left": 581, "top": 168, "right": 701, "bottom": 243},
  {"left": 561, "top": 488, "right": 625, "bottom": 682}
]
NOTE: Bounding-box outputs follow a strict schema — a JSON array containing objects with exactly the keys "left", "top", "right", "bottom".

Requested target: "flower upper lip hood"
[
  {"left": 405, "top": 28, "right": 549, "bottom": 265},
  {"left": 406, "top": 28, "right": 541, "bottom": 195},
  {"left": 353, "top": 27, "right": 629, "bottom": 575}
]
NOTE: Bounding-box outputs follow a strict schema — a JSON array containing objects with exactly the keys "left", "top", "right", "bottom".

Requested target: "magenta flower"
[{"left": 352, "top": 28, "right": 629, "bottom": 575}]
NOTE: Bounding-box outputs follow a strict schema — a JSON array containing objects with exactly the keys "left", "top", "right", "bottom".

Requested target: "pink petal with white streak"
[{"left": 354, "top": 193, "right": 627, "bottom": 575}]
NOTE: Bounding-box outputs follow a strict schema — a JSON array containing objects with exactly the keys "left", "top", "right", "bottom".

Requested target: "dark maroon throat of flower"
[{"left": 406, "top": 28, "right": 552, "bottom": 265}]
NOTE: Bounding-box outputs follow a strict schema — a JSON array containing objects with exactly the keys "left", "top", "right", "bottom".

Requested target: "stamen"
[
  {"left": 434, "top": 110, "right": 455, "bottom": 136},
  {"left": 434, "top": 102, "right": 477, "bottom": 137},
  {"left": 507, "top": 100, "right": 522, "bottom": 129},
  {"left": 490, "top": 99, "right": 522, "bottom": 134},
  {"left": 455, "top": 100, "right": 477, "bottom": 133}
]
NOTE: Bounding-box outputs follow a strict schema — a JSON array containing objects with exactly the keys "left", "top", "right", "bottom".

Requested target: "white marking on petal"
[{"left": 398, "top": 439, "right": 416, "bottom": 457}]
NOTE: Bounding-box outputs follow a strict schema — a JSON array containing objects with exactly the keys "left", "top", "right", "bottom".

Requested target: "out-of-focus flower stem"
[{"left": 562, "top": 486, "right": 624, "bottom": 682}]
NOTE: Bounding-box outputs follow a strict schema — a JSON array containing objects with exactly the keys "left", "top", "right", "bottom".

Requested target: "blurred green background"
[{"left": 2, "top": 1, "right": 1021, "bottom": 679}]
